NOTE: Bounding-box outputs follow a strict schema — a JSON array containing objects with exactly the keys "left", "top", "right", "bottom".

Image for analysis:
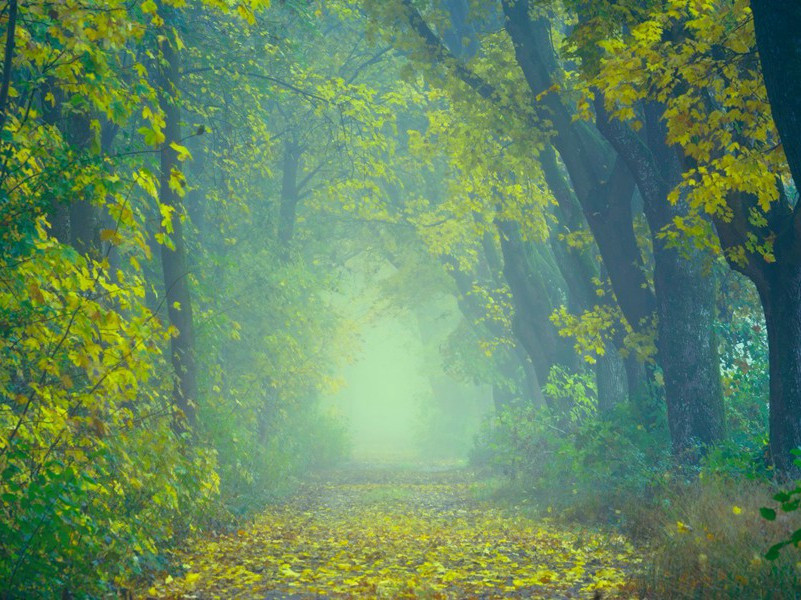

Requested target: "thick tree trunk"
[
  {"left": 750, "top": 1, "right": 801, "bottom": 187},
  {"left": 596, "top": 348, "right": 628, "bottom": 414},
  {"left": 401, "top": 1, "right": 656, "bottom": 413},
  {"left": 496, "top": 219, "right": 579, "bottom": 384},
  {"left": 157, "top": 16, "right": 197, "bottom": 429},
  {"left": 745, "top": 2, "right": 801, "bottom": 474},
  {"left": 652, "top": 238, "right": 724, "bottom": 455},
  {"left": 502, "top": 5, "right": 656, "bottom": 330},
  {"left": 503, "top": 7, "right": 659, "bottom": 416},
  {"left": 758, "top": 263, "right": 801, "bottom": 473},
  {"left": 540, "top": 154, "right": 630, "bottom": 414},
  {"left": 593, "top": 97, "right": 725, "bottom": 458}
]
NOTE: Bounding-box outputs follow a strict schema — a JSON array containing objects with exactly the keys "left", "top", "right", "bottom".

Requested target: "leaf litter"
[{"left": 146, "top": 464, "right": 640, "bottom": 599}]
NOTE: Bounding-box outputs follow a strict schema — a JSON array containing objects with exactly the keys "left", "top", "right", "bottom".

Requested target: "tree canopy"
[{"left": 2, "top": 0, "right": 801, "bottom": 597}]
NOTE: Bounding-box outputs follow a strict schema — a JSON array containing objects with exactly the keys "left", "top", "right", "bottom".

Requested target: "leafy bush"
[
  {"left": 0, "top": 229, "right": 220, "bottom": 597},
  {"left": 470, "top": 369, "right": 670, "bottom": 523},
  {"left": 204, "top": 398, "right": 350, "bottom": 516}
]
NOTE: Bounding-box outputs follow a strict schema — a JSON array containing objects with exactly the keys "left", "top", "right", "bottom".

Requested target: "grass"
[{"left": 629, "top": 475, "right": 801, "bottom": 598}]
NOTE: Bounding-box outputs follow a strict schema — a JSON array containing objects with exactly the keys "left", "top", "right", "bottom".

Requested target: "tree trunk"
[
  {"left": 596, "top": 348, "right": 628, "bottom": 414},
  {"left": 277, "top": 141, "right": 301, "bottom": 261},
  {"left": 496, "top": 219, "right": 579, "bottom": 384},
  {"left": 652, "top": 239, "right": 724, "bottom": 455},
  {"left": 157, "top": 14, "right": 197, "bottom": 429},
  {"left": 750, "top": 1, "right": 801, "bottom": 187},
  {"left": 742, "top": 1, "right": 801, "bottom": 474},
  {"left": 66, "top": 114, "right": 98, "bottom": 255},
  {"left": 625, "top": 354, "right": 657, "bottom": 420},
  {"left": 757, "top": 263, "right": 801, "bottom": 473},
  {"left": 593, "top": 96, "right": 726, "bottom": 459}
]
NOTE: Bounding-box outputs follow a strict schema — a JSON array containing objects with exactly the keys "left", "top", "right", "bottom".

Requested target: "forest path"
[{"left": 146, "top": 463, "right": 639, "bottom": 599}]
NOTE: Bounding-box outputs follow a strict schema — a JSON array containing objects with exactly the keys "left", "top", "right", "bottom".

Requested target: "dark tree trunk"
[
  {"left": 496, "top": 219, "right": 579, "bottom": 384},
  {"left": 66, "top": 114, "right": 98, "bottom": 255},
  {"left": 503, "top": 4, "right": 659, "bottom": 415},
  {"left": 157, "top": 14, "right": 197, "bottom": 429},
  {"left": 0, "top": 0, "right": 17, "bottom": 133},
  {"left": 541, "top": 153, "right": 630, "bottom": 414},
  {"left": 652, "top": 236, "right": 724, "bottom": 454},
  {"left": 750, "top": 1, "right": 801, "bottom": 187},
  {"left": 401, "top": 0, "right": 657, "bottom": 412},
  {"left": 757, "top": 263, "right": 801, "bottom": 473},
  {"left": 749, "top": 1, "right": 801, "bottom": 473},
  {"left": 592, "top": 96, "right": 725, "bottom": 458},
  {"left": 40, "top": 86, "right": 96, "bottom": 250},
  {"left": 501, "top": 4, "right": 656, "bottom": 330}
]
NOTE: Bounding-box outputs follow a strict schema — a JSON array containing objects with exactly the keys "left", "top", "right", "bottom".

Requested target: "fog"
[
  {"left": 4, "top": 0, "right": 796, "bottom": 596},
  {"left": 325, "top": 256, "right": 492, "bottom": 463}
]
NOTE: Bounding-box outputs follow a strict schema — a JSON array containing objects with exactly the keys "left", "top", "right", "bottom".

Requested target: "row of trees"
[
  {"left": 0, "top": 0, "right": 373, "bottom": 594},
  {"left": 352, "top": 0, "right": 801, "bottom": 472},
  {"left": 2, "top": 0, "right": 801, "bottom": 594}
]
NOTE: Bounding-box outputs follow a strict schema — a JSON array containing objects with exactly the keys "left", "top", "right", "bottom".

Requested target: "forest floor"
[{"left": 145, "top": 463, "right": 641, "bottom": 599}]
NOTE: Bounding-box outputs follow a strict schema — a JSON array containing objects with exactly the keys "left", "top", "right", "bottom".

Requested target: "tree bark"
[
  {"left": 758, "top": 263, "right": 801, "bottom": 473},
  {"left": 748, "top": 1, "right": 801, "bottom": 473},
  {"left": 750, "top": 1, "right": 801, "bottom": 188},
  {"left": 596, "top": 348, "right": 628, "bottom": 414},
  {"left": 652, "top": 237, "right": 725, "bottom": 454},
  {"left": 594, "top": 97, "right": 725, "bottom": 457},
  {"left": 504, "top": 1, "right": 725, "bottom": 456},
  {"left": 157, "top": 12, "right": 197, "bottom": 429},
  {"left": 0, "top": 0, "right": 18, "bottom": 133},
  {"left": 496, "top": 219, "right": 579, "bottom": 384},
  {"left": 66, "top": 114, "right": 98, "bottom": 255}
]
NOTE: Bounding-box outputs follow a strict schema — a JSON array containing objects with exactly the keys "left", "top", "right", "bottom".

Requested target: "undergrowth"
[{"left": 470, "top": 368, "right": 801, "bottom": 598}]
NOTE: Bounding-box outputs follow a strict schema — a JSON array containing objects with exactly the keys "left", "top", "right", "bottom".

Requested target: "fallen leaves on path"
[{"left": 147, "top": 467, "right": 639, "bottom": 598}]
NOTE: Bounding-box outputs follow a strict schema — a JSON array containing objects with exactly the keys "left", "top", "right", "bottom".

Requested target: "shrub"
[{"left": 470, "top": 368, "right": 670, "bottom": 524}]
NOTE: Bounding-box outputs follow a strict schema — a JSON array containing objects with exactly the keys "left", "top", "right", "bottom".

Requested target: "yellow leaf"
[{"left": 185, "top": 572, "right": 201, "bottom": 584}]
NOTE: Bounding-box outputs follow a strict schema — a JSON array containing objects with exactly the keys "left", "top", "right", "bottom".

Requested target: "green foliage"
[
  {"left": 208, "top": 401, "right": 350, "bottom": 516},
  {"left": 2, "top": 0, "right": 800, "bottom": 594},
  {"left": 717, "top": 272, "right": 770, "bottom": 446},
  {"left": 0, "top": 219, "right": 219, "bottom": 597},
  {"left": 471, "top": 384, "right": 671, "bottom": 522},
  {"left": 542, "top": 366, "right": 596, "bottom": 422},
  {"left": 760, "top": 451, "right": 801, "bottom": 561},
  {"left": 0, "top": 0, "right": 356, "bottom": 594}
]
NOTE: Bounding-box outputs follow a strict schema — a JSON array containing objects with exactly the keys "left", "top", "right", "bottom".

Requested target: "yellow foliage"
[{"left": 147, "top": 470, "right": 639, "bottom": 598}]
